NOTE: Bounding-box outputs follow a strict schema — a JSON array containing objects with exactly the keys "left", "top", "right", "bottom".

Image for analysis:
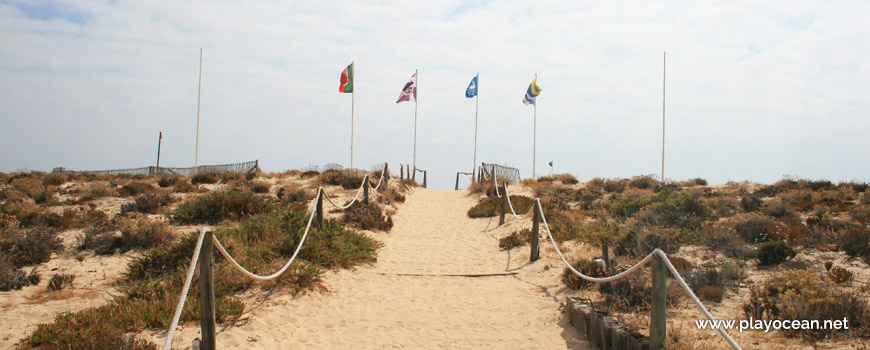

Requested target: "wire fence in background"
[
  {"left": 54, "top": 160, "right": 260, "bottom": 177},
  {"left": 481, "top": 162, "right": 521, "bottom": 183}
]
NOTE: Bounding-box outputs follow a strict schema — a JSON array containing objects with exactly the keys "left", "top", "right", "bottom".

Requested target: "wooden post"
[
  {"left": 422, "top": 171, "right": 427, "bottom": 188},
  {"left": 602, "top": 245, "right": 610, "bottom": 273},
  {"left": 199, "top": 230, "right": 216, "bottom": 350},
  {"left": 650, "top": 253, "right": 667, "bottom": 350},
  {"left": 530, "top": 200, "right": 540, "bottom": 262},
  {"left": 316, "top": 188, "right": 323, "bottom": 229},
  {"left": 455, "top": 172, "right": 461, "bottom": 190},
  {"left": 492, "top": 169, "right": 498, "bottom": 195},
  {"left": 383, "top": 163, "right": 389, "bottom": 188},
  {"left": 499, "top": 182, "right": 507, "bottom": 225},
  {"left": 155, "top": 131, "right": 162, "bottom": 174},
  {"left": 412, "top": 165, "right": 416, "bottom": 181},
  {"left": 400, "top": 164, "right": 404, "bottom": 182},
  {"left": 363, "top": 175, "right": 369, "bottom": 205}
]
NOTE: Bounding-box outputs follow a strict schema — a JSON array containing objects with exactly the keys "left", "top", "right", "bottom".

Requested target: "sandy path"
[{"left": 152, "top": 188, "right": 592, "bottom": 349}]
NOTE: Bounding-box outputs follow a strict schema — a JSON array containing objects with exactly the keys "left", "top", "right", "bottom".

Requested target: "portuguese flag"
[{"left": 339, "top": 62, "right": 353, "bottom": 93}]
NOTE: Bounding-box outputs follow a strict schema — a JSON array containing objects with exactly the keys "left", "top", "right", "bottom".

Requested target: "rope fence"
[
  {"left": 160, "top": 163, "right": 390, "bottom": 350},
  {"left": 497, "top": 187, "right": 742, "bottom": 350}
]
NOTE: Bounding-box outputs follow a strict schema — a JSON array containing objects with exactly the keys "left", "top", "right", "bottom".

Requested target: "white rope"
[
  {"left": 211, "top": 190, "right": 318, "bottom": 281},
  {"left": 480, "top": 166, "right": 491, "bottom": 181},
  {"left": 162, "top": 227, "right": 208, "bottom": 350},
  {"left": 535, "top": 199, "right": 741, "bottom": 349},
  {"left": 323, "top": 175, "right": 367, "bottom": 209},
  {"left": 503, "top": 184, "right": 533, "bottom": 220},
  {"left": 369, "top": 165, "right": 387, "bottom": 191}
]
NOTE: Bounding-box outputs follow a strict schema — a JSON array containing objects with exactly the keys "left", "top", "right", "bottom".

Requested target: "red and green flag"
[{"left": 339, "top": 62, "right": 353, "bottom": 93}]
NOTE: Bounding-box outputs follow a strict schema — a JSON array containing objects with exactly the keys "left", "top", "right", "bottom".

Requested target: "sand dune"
[{"left": 147, "top": 188, "right": 594, "bottom": 349}]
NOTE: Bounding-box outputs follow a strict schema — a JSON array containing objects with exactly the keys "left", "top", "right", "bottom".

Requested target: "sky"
[{"left": 1, "top": 0, "right": 868, "bottom": 190}]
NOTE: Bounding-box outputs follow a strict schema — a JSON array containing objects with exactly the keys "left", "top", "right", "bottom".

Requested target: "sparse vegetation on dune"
[
  {"left": 475, "top": 175, "right": 870, "bottom": 344},
  {"left": 5, "top": 169, "right": 387, "bottom": 349}
]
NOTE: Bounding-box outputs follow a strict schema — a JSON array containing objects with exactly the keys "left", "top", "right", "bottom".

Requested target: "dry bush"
[
  {"left": 42, "top": 173, "right": 68, "bottom": 186},
  {"left": 499, "top": 228, "right": 531, "bottom": 250},
  {"left": 0, "top": 227, "right": 61, "bottom": 267},
  {"left": 56, "top": 208, "right": 80, "bottom": 230},
  {"left": 277, "top": 185, "right": 313, "bottom": 204},
  {"left": 300, "top": 170, "right": 320, "bottom": 178},
  {"left": 561, "top": 258, "right": 605, "bottom": 289},
  {"left": 376, "top": 186, "right": 405, "bottom": 205},
  {"left": 342, "top": 202, "right": 393, "bottom": 232},
  {"left": 11, "top": 177, "right": 51, "bottom": 203},
  {"left": 697, "top": 286, "right": 724, "bottom": 302},
  {"left": 744, "top": 269, "right": 869, "bottom": 341},
  {"left": 47, "top": 273, "right": 75, "bottom": 291},
  {"left": 839, "top": 228, "right": 870, "bottom": 261},
  {"left": 173, "top": 179, "right": 194, "bottom": 193},
  {"left": 828, "top": 266, "right": 853, "bottom": 284},
  {"left": 79, "top": 182, "right": 117, "bottom": 202},
  {"left": 319, "top": 170, "right": 366, "bottom": 190},
  {"left": 0, "top": 255, "right": 40, "bottom": 291},
  {"left": 118, "top": 182, "right": 153, "bottom": 197},
  {"left": 551, "top": 173, "right": 578, "bottom": 185},
  {"left": 701, "top": 223, "right": 755, "bottom": 260},
  {"left": 190, "top": 172, "right": 219, "bottom": 185},
  {"left": 756, "top": 240, "right": 796, "bottom": 265},
  {"left": 156, "top": 174, "right": 178, "bottom": 188},
  {"left": 467, "top": 195, "right": 533, "bottom": 218},
  {"left": 121, "top": 193, "right": 175, "bottom": 214},
  {"left": 250, "top": 180, "right": 271, "bottom": 193}
]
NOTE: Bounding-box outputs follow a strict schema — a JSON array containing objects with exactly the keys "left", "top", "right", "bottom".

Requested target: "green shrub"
[
  {"left": 608, "top": 191, "right": 653, "bottom": 218},
  {"left": 171, "top": 190, "right": 275, "bottom": 224},
  {"left": 756, "top": 240, "right": 796, "bottom": 265},
  {"left": 319, "top": 170, "right": 365, "bottom": 190},
  {"left": 740, "top": 196, "right": 762, "bottom": 212},
  {"left": 602, "top": 178, "right": 627, "bottom": 193},
  {"left": 220, "top": 171, "right": 244, "bottom": 183},
  {"left": 729, "top": 213, "right": 782, "bottom": 244},
  {"left": 690, "top": 178, "right": 708, "bottom": 186},
  {"left": 80, "top": 214, "right": 173, "bottom": 255},
  {"left": 499, "top": 229, "right": 531, "bottom": 250},
  {"left": 561, "top": 259, "right": 605, "bottom": 290},
  {"left": 173, "top": 179, "right": 193, "bottom": 193},
  {"left": 342, "top": 202, "right": 393, "bottom": 232},
  {"left": 637, "top": 190, "right": 712, "bottom": 229},
  {"left": 467, "top": 196, "right": 533, "bottom": 218},
  {"left": 761, "top": 200, "right": 793, "bottom": 218},
  {"left": 190, "top": 172, "right": 219, "bottom": 185}
]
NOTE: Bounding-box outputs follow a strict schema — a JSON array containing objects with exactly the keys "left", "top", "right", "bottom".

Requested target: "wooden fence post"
[
  {"left": 455, "top": 172, "right": 461, "bottom": 190},
  {"left": 363, "top": 175, "right": 369, "bottom": 205},
  {"left": 383, "top": 163, "right": 389, "bottom": 188},
  {"left": 400, "top": 164, "right": 404, "bottom": 181},
  {"left": 422, "top": 171, "right": 427, "bottom": 188},
  {"left": 199, "top": 231, "right": 216, "bottom": 350},
  {"left": 602, "top": 245, "right": 610, "bottom": 273},
  {"left": 650, "top": 252, "right": 667, "bottom": 350},
  {"left": 316, "top": 188, "right": 323, "bottom": 229},
  {"left": 411, "top": 165, "right": 416, "bottom": 181},
  {"left": 499, "top": 182, "right": 507, "bottom": 225},
  {"left": 530, "top": 200, "right": 540, "bottom": 262}
]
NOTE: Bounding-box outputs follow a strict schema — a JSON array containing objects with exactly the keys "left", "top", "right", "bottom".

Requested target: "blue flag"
[
  {"left": 466, "top": 74, "right": 478, "bottom": 98},
  {"left": 523, "top": 75, "right": 541, "bottom": 105}
]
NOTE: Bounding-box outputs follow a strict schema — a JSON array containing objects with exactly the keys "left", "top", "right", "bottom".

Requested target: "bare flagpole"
[
  {"left": 661, "top": 52, "right": 666, "bottom": 183},
  {"left": 413, "top": 69, "right": 418, "bottom": 172},
  {"left": 472, "top": 73, "right": 479, "bottom": 183},
  {"left": 194, "top": 48, "right": 203, "bottom": 176},
  {"left": 532, "top": 74, "right": 537, "bottom": 179},
  {"left": 351, "top": 60, "right": 355, "bottom": 170}
]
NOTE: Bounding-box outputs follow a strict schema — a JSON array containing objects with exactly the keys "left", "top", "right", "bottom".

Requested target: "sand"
[{"left": 146, "top": 188, "right": 595, "bottom": 349}]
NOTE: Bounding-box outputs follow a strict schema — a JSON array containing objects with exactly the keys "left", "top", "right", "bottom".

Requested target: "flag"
[
  {"left": 523, "top": 75, "right": 542, "bottom": 105},
  {"left": 466, "top": 74, "right": 478, "bottom": 98},
  {"left": 548, "top": 161, "right": 553, "bottom": 167},
  {"left": 339, "top": 62, "right": 353, "bottom": 93},
  {"left": 396, "top": 72, "right": 417, "bottom": 103}
]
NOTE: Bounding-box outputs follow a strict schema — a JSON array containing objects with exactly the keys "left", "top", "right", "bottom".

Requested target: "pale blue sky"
[{"left": 1, "top": 1, "right": 868, "bottom": 189}]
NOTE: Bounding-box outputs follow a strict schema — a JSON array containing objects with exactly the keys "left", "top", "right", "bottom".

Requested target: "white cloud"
[{"left": 1, "top": 0, "right": 869, "bottom": 188}]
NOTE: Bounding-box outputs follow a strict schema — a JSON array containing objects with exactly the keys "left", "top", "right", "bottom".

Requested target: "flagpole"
[
  {"left": 413, "top": 69, "right": 418, "bottom": 173},
  {"left": 472, "top": 73, "right": 479, "bottom": 183},
  {"left": 351, "top": 61, "right": 355, "bottom": 170},
  {"left": 194, "top": 48, "right": 203, "bottom": 176},
  {"left": 533, "top": 102, "right": 537, "bottom": 180},
  {"left": 661, "top": 52, "right": 666, "bottom": 183}
]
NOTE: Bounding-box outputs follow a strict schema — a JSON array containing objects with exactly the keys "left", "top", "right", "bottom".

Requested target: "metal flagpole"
[
  {"left": 413, "top": 69, "right": 418, "bottom": 172},
  {"left": 532, "top": 73, "right": 537, "bottom": 180},
  {"left": 661, "top": 52, "right": 666, "bottom": 183},
  {"left": 194, "top": 48, "right": 203, "bottom": 176},
  {"left": 472, "top": 73, "right": 479, "bottom": 183},
  {"left": 351, "top": 61, "right": 355, "bottom": 170}
]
